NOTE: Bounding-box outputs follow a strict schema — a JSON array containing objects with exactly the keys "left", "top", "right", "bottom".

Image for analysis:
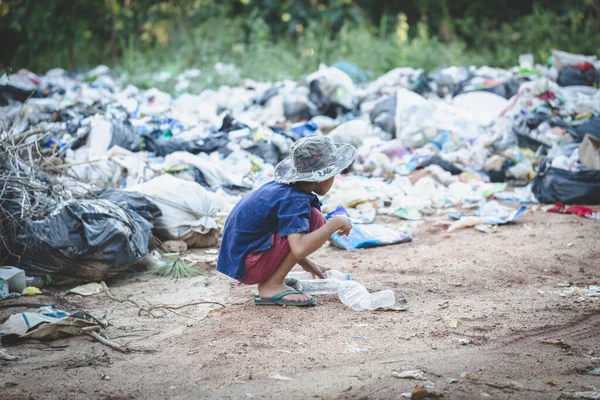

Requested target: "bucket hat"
[{"left": 275, "top": 136, "right": 356, "bottom": 184}]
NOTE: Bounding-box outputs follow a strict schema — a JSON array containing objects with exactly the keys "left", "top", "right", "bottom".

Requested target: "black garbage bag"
[
  {"left": 479, "top": 79, "right": 525, "bottom": 99},
  {"left": 532, "top": 158, "right": 600, "bottom": 204},
  {"left": 412, "top": 71, "right": 433, "bottom": 95},
  {"left": 308, "top": 80, "right": 340, "bottom": 118},
  {"left": 515, "top": 133, "right": 551, "bottom": 153},
  {"left": 416, "top": 154, "right": 463, "bottom": 175},
  {"left": 557, "top": 65, "right": 600, "bottom": 87},
  {"left": 370, "top": 95, "right": 396, "bottom": 137},
  {"left": 14, "top": 199, "right": 157, "bottom": 283},
  {"left": 254, "top": 86, "right": 279, "bottom": 106},
  {"left": 0, "top": 83, "right": 43, "bottom": 103},
  {"left": 96, "top": 189, "right": 162, "bottom": 223},
  {"left": 219, "top": 114, "right": 249, "bottom": 133},
  {"left": 109, "top": 119, "right": 140, "bottom": 152},
  {"left": 245, "top": 140, "right": 280, "bottom": 165},
  {"left": 284, "top": 101, "right": 312, "bottom": 122},
  {"left": 143, "top": 132, "right": 229, "bottom": 157},
  {"left": 574, "top": 117, "right": 600, "bottom": 140}
]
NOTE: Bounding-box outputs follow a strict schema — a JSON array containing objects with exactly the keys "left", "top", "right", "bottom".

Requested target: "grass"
[
  {"left": 11, "top": 11, "right": 600, "bottom": 95},
  {"left": 150, "top": 257, "right": 204, "bottom": 279}
]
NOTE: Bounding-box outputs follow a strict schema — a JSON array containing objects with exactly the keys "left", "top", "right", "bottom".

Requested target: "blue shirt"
[{"left": 217, "top": 181, "right": 321, "bottom": 280}]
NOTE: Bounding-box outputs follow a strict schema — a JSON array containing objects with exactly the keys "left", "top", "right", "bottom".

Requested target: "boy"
[{"left": 217, "top": 136, "right": 356, "bottom": 306}]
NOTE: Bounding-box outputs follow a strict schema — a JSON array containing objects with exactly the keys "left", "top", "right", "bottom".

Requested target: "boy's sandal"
[{"left": 253, "top": 289, "right": 316, "bottom": 307}]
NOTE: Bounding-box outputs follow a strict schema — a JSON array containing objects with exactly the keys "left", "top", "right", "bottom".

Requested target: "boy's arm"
[
  {"left": 287, "top": 215, "right": 352, "bottom": 261},
  {"left": 298, "top": 258, "right": 330, "bottom": 279}
]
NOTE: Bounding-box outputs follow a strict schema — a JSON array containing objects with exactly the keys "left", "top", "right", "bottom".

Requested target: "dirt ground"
[{"left": 1, "top": 209, "right": 599, "bottom": 400}]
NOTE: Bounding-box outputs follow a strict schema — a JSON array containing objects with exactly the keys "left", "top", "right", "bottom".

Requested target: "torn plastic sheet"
[
  {"left": 0, "top": 306, "right": 100, "bottom": 344},
  {"left": 330, "top": 224, "right": 412, "bottom": 250},
  {"left": 449, "top": 201, "right": 526, "bottom": 225}
]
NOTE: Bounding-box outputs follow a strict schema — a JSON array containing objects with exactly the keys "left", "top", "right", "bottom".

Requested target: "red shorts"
[{"left": 240, "top": 207, "right": 326, "bottom": 285}]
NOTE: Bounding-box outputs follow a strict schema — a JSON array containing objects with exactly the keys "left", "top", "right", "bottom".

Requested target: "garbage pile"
[{"left": 1, "top": 49, "right": 599, "bottom": 283}]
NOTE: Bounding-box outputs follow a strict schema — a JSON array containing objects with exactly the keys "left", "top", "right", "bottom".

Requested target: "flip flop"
[
  {"left": 254, "top": 289, "right": 316, "bottom": 307},
  {"left": 252, "top": 279, "right": 301, "bottom": 299}
]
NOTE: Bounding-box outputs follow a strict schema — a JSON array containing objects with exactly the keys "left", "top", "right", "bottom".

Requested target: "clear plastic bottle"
[
  {"left": 296, "top": 279, "right": 341, "bottom": 295},
  {"left": 325, "top": 270, "right": 351, "bottom": 281},
  {"left": 287, "top": 269, "right": 350, "bottom": 281},
  {"left": 287, "top": 271, "right": 317, "bottom": 280},
  {"left": 337, "top": 281, "right": 395, "bottom": 311}
]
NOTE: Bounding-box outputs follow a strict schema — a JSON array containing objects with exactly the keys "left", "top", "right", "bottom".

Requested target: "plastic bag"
[
  {"left": 16, "top": 198, "right": 157, "bottom": 283},
  {"left": 128, "top": 175, "right": 220, "bottom": 247},
  {"left": 532, "top": 158, "right": 600, "bottom": 204},
  {"left": 330, "top": 224, "right": 412, "bottom": 250}
]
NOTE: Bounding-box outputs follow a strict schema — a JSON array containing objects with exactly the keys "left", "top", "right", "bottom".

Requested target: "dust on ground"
[{"left": 1, "top": 209, "right": 599, "bottom": 400}]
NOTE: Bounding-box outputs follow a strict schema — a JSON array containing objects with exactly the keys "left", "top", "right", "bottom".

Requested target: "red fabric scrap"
[
  {"left": 538, "top": 91, "right": 556, "bottom": 101},
  {"left": 547, "top": 202, "right": 600, "bottom": 218},
  {"left": 574, "top": 61, "right": 595, "bottom": 72}
]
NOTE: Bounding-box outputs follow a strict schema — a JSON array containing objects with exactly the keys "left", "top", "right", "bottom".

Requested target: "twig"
[
  {"left": 81, "top": 325, "right": 102, "bottom": 333},
  {"left": 101, "top": 281, "right": 225, "bottom": 318},
  {"left": 11, "top": 128, "right": 45, "bottom": 146},
  {"left": 85, "top": 331, "right": 130, "bottom": 353},
  {"left": 42, "top": 158, "right": 104, "bottom": 171},
  {"left": 146, "top": 300, "right": 226, "bottom": 313},
  {"left": 100, "top": 281, "right": 157, "bottom": 318},
  {"left": 0, "top": 301, "right": 53, "bottom": 309}
]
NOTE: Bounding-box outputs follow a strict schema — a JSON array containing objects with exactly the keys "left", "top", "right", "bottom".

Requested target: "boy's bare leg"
[{"left": 257, "top": 251, "right": 311, "bottom": 302}]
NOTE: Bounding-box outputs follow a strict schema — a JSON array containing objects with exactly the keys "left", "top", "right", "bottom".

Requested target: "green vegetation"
[{"left": 2, "top": 1, "right": 599, "bottom": 92}]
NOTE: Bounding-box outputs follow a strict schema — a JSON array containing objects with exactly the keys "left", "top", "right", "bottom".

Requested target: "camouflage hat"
[{"left": 275, "top": 135, "right": 356, "bottom": 184}]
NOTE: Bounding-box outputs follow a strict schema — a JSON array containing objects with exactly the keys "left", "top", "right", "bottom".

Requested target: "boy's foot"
[{"left": 257, "top": 282, "right": 312, "bottom": 302}]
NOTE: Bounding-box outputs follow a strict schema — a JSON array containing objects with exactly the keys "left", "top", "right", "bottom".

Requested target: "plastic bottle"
[
  {"left": 287, "top": 271, "right": 316, "bottom": 280},
  {"left": 25, "top": 276, "right": 45, "bottom": 289},
  {"left": 325, "top": 270, "right": 351, "bottom": 281},
  {"left": 296, "top": 279, "right": 341, "bottom": 295},
  {"left": 287, "top": 269, "right": 350, "bottom": 281},
  {"left": 337, "top": 280, "right": 395, "bottom": 311}
]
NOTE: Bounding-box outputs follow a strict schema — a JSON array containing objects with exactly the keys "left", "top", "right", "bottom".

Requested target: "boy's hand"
[
  {"left": 332, "top": 215, "right": 353, "bottom": 236},
  {"left": 299, "top": 259, "right": 330, "bottom": 279}
]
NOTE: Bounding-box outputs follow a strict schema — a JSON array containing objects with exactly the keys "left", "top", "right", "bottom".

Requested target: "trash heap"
[{"left": 1, "top": 49, "right": 599, "bottom": 283}]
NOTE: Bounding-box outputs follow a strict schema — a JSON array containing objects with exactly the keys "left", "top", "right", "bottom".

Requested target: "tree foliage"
[{"left": 1, "top": 0, "right": 599, "bottom": 72}]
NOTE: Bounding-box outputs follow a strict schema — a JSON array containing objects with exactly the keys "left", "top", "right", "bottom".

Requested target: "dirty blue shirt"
[{"left": 217, "top": 181, "right": 321, "bottom": 280}]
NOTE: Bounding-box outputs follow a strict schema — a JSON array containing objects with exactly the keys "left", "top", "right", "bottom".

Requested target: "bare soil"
[{"left": 1, "top": 209, "right": 599, "bottom": 400}]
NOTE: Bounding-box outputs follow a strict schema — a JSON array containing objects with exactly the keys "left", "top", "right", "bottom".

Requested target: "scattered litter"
[
  {"left": 327, "top": 209, "right": 412, "bottom": 250},
  {"left": 69, "top": 282, "right": 104, "bottom": 296},
  {"left": 0, "top": 349, "right": 21, "bottom": 361},
  {"left": 449, "top": 320, "right": 458, "bottom": 328},
  {"left": 21, "top": 287, "right": 41, "bottom": 296},
  {"left": 540, "top": 338, "right": 571, "bottom": 348},
  {"left": 392, "top": 370, "right": 425, "bottom": 380},
  {"left": 588, "top": 368, "right": 600, "bottom": 376},
  {"left": 0, "top": 267, "right": 26, "bottom": 295},
  {"left": 562, "top": 392, "right": 600, "bottom": 399},
  {"left": 267, "top": 371, "right": 294, "bottom": 381},
  {"left": 458, "top": 338, "right": 471, "bottom": 345},
  {"left": 460, "top": 372, "right": 480, "bottom": 382},
  {"left": 345, "top": 343, "right": 370, "bottom": 354}
]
